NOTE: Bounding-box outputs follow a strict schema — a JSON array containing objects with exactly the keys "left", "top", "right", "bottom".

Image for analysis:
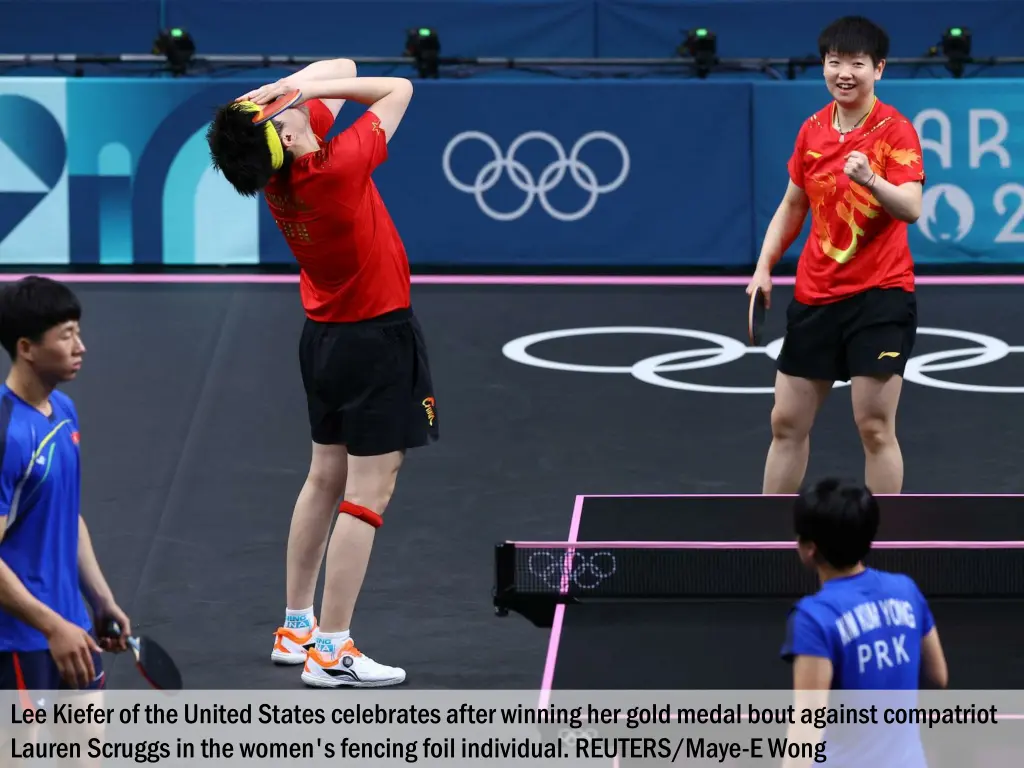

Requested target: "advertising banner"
[
  {"left": 0, "top": 77, "right": 753, "bottom": 268},
  {"left": 1, "top": 75, "right": 1021, "bottom": 268}
]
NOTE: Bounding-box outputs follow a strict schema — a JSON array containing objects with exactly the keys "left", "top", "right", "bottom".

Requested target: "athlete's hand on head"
[
  {"left": 844, "top": 151, "right": 874, "bottom": 186},
  {"left": 235, "top": 78, "right": 300, "bottom": 106},
  {"left": 746, "top": 268, "right": 773, "bottom": 308},
  {"left": 46, "top": 618, "right": 102, "bottom": 689}
]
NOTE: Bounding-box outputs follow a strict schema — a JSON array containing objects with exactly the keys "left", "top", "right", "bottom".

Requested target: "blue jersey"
[
  {"left": 0, "top": 386, "right": 90, "bottom": 652},
  {"left": 780, "top": 568, "right": 935, "bottom": 768}
]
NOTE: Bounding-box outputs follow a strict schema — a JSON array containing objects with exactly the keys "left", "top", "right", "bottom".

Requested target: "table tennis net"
[{"left": 495, "top": 542, "right": 1024, "bottom": 600}]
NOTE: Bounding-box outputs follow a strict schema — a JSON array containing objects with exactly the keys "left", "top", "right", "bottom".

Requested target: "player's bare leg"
[
  {"left": 302, "top": 450, "right": 407, "bottom": 688},
  {"left": 320, "top": 451, "right": 403, "bottom": 631},
  {"left": 271, "top": 442, "right": 347, "bottom": 664},
  {"left": 763, "top": 372, "right": 833, "bottom": 494},
  {"left": 287, "top": 443, "right": 349, "bottom": 607},
  {"left": 851, "top": 374, "right": 904, "bottom": 493}
]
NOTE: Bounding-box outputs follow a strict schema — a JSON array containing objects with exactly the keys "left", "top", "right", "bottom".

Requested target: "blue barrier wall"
[
  {"left": 0, "top": 76, "right": 1021, "bottom": 268},
  {"left": 2, "top": 1, "right": 1022, "bottom": 60}
]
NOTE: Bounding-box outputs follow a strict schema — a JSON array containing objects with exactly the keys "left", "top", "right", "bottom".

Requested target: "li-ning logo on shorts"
[{"left": 422, "top": 397, "right": 436, "bottom": 426}]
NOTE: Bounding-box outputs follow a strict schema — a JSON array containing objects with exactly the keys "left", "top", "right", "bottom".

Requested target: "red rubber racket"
[
  {"left": 101, "top": 619, "right": 183, "bottom": 691},
  {"left": 747, "top": 286, "right": 767, "bottom": 346},
  {"left": 251, "top": 89, "right": 302, "bottom": 125}
]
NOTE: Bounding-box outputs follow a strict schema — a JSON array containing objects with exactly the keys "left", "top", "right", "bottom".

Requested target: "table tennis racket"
[
  {"left": 747, "top": 286, "right": 767, "bottom": 346},
  {"left": 100, "top": 619, "right": 183, "bottom": 691},
  {"left": 251, "top": 89, "right": 302, "bottom": 125}
]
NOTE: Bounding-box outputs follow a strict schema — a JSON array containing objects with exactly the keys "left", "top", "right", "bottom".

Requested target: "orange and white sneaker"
[
  {"left": 271, "top": 618, "right": 317, "bottom": 665},
  {"left": 301, "top": 639, "right": 406, "bottom": 688}
]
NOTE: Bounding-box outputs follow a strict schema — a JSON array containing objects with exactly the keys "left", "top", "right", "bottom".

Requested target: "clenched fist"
[{"left": 843, "top": 151, "right": 875, "bottom": 186}]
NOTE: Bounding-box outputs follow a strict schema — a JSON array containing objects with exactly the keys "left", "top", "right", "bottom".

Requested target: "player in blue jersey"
[
  {"left": 778, "top": 478, "right": 948, "bottom": 767},
  {"left": 0, "top": 276, "right": 132, "bottom": 695},
  {"left": 780, "top": 478, "right": 948, "bottom": 690}
]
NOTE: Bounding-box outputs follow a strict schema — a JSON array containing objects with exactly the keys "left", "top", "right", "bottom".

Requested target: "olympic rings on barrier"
[
  {"left": 502, "top": 326, "right": 1024, "bottom": 394},
  {"left": 527, "top": 550, "right": 618, "bottom": 590},
  {"left": 442, "top": 131, "right": 630, "bottom": 222}
]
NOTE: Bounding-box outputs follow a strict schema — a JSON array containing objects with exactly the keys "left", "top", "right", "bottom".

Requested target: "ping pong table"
[
  {"left": 494, "top": 495, "right": 1024, "bottom": 766},
  {"left": 496, "top": 494, "right": 1024, "bottom": 690}
]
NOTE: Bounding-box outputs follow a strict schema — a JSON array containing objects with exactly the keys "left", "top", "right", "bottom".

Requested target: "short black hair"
[
  {"left": 794, "top": 477, "right": 880, "bottom": 569},
  {"left": 206, "top": 104, "right": 291, "bottom": 197},
  {"left": 818, "top": 16, "right": 890, "bottom": 66},
  {"left": 0, "top": 276, "right": 82, "bottom": 360}
]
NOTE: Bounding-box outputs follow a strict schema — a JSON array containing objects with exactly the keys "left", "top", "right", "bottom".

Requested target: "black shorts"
[
  {"left": 0, "top": 648, "right": 105, "bottom": 695},
  {"left": 298, "top": 307, "right": 439, "bottom": 455},
  {"left": 777, "top": 288, "right": 917, "bottom": 382}
]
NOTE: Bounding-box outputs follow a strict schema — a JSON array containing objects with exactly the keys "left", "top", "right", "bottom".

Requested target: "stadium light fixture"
[
  {"left": 941, "top": 26, "right": 971, "bottom": 78},
  {"left": 679, "top": 28, "right": 717, "bottom": 79},
  {"left": 153, "top": 27, "right": 195, "bottom": 76},
  {"left": 405, "top": 27, "right": 441, "bottom": 79}
]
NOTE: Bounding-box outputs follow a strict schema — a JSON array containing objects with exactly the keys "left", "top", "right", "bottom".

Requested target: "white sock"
[
  {"left": 313, "top": 629, "right": 350, "bottom": 657},
  {"left": 284, "top": 606, "right": 315, "bottom": 632}
]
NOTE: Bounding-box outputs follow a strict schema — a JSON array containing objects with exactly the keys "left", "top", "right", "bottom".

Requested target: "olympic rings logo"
[
  {"left": 442, "top": 131, "right": 630, "bottom": 222},
  {"left": 502, "top": 326, "right": 1024, "bottom": 394},
  {"left": 527, "top": 550, "right": 618, "bottom": 590}
]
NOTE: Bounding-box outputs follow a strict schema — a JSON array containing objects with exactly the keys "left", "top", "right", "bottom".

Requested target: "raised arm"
[
  {"left": 845, "top": 119, "right": 926, "bottom": 224},
  {"left": 237, "top": 58, "right": 357, "bottom": 119},
  {"left": 298, "top": 77, "right": 414, "bottom": 144}
]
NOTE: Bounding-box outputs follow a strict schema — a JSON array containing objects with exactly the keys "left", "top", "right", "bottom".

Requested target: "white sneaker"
[
  {"left": 271, "top": 619, "right": 317, "bottom": 665},
  {"left": 301, "top": 639, "right": 406, "bottom": 688}
]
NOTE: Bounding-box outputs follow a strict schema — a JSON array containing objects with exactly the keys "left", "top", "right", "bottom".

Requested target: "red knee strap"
[{"left": 339, "top": 501, "right": 383, "bottom": 528}]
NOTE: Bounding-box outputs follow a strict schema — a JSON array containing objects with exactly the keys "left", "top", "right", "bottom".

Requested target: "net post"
[{"left": 493, "top": 542, "right": 517, "bottom": 616}]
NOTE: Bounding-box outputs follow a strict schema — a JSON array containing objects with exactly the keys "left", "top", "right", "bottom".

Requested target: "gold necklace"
[{"left": 835, "top": 99, "right": 873, "bottom": 143}]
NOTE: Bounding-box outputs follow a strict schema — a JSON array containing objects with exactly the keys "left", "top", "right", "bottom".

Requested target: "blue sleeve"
[
  {"left": 780, "top": 604, "right": 833, "bottom": 663},
  {"left": 0, "top": 410, "right": 29, "bottom": 521}
]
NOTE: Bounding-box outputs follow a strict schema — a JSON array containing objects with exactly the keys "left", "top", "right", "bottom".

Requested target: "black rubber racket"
[
  {"left": 747, "top": 286, "right": 767, "bottom": 346},
  {"left": 101, "top": 619, "right": 183, "bottom": 690}
]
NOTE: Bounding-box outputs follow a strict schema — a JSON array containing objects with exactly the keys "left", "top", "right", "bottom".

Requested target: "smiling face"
[
  {"left": 823, "top": 50, "right": 884, "bottom": 109},
  {"left": 816, "top": 16, "right": 890, "bottom": 110}
]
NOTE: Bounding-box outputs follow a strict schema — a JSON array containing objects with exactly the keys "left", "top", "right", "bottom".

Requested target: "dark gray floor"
[{"left": 2, "top": 282, "right": 1023, "bottom": 689}]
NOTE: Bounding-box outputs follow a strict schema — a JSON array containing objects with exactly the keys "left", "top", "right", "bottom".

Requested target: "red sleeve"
[
  {"left": 787, "top": 121, "right": 808, "bottom": 189},
  {"left": 884, "top": 119, "right": 926, "bottom": 187},
  {"left": 322, "top": 110, "right": 388, "bottom": 186},
  {"left": 306, "top": 98, "right": 336, "bottom": 142}
]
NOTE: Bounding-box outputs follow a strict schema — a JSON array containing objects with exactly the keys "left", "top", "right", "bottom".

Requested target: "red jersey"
[
  {"left": 787, "top": 98, "right": 926, "bottom": 305},
  {"left": 263, "top": 99, "right": 410, "bottom": 322}
]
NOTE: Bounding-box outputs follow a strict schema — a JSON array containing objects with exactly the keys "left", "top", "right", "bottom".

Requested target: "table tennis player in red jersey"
[
  {"left": 746, "top": 17, "right": 925, "bottom": 496},
  {"left": 206, "top": 59, "right": 438, "bottom": 689}
]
